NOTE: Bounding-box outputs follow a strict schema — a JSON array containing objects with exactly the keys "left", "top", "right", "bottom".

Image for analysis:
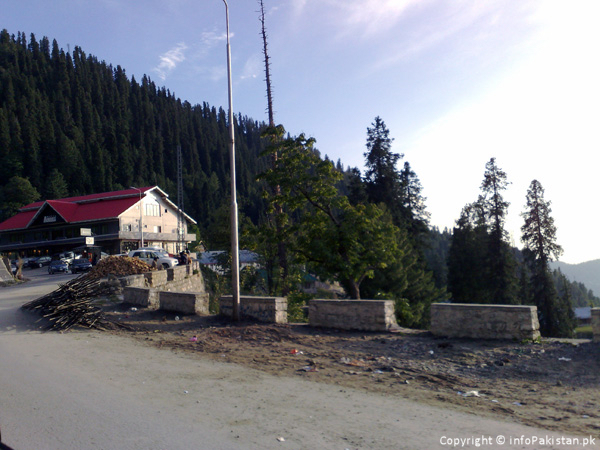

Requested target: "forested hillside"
[
  {"left": 0, "top": 30, "right": 269, "bottom": 236},
  {"left": 1, "top": 29, "right": 596, "bottom": 332}
]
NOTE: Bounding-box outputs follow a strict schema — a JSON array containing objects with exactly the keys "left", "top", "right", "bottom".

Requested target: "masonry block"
[
  {"left": 159, "top": 291, "right": 209, "bottom": 315},
  {"left": 308, "top": 299, "right": 398, "bottom": 332},
  {"left": 430, "top": 303, "right": 540, "bottom": 340},
  {"left": 220, "top": 295, "right": 288, "bottom": 324},
  {"left": 124, "top": 287, "right": 159, "bottom": 309},
  {"left": 592, "top": 308, "right": 600, "bottom": 343}
]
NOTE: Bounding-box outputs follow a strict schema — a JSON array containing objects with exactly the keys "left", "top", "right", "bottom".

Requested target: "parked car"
[
  {"left": 9, "top": 260, "right": 18, "bottom": 276},
  {"left": 27, "top": 256, "right": 51, "bottom": 268},
  {"left": 71, "top": 258, "right": 92, "bottom": 274},
  {"left": 48, "top": 259, "right": 69, "bottom": 274},
  {"left": 53, "top": 251, "right": 75, "bottom": 265},
  {"left": 128, "top": 249, "right": 178, "bottom": 269}
]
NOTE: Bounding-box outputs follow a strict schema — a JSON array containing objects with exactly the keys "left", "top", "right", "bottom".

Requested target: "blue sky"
[{"left": 4, "top": 0, "right": 600, "bottom": 264}]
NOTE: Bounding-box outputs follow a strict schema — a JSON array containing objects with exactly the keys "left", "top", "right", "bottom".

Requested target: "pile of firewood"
[
  {"left": 22, "top": 256, "right": 154, "bottom": 332},
  {"left": 21, "top": 274, "right": 114, "bottom": 331},
  {"left": 87, "top": 255, "right": 152, "bottom": 279}
]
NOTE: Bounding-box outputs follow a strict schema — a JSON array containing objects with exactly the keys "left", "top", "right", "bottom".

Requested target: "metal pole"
[
  {"left": 130, "top": 187, "right": 144, "bottom": 248},
  {"left": 222, "top": 0, "right": 240, "bottom": 321}
]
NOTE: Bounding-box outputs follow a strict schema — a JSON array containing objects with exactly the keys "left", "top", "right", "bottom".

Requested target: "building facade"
[{"left": 0, "top": 186, "right": 196, "bottom": 258}]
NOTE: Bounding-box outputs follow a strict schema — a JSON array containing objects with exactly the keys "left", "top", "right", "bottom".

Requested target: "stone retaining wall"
[
  {"left": 592, "top": 308, "right": 600, "bottom": 343},
  {"left": 159, "top": 291, "right": 209, "bottom": 315},
  {"left": 308, "top": 299, "right": 398, "bottom": 332},
  {"left": 219, "top": 296, "right": 287, "bottom": 324},
  {"left": 123, "top": 287, "right": 208, "bottom": 315},
  {"left": 430, "top": 303, "right": 540, "bottom": 340},
  {"left": 107, "top": 263, "right": 203, "bottom": 293},
  {"left": 116, "top": 262, "right": 208, "bottom": 316},
  {"left": 123, "top": 287, "right": 159, "bottom": 309}
]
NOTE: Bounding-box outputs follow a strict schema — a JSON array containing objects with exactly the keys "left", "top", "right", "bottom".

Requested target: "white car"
[{"left": 128, "top": 249, "right": 178, "bottom": 269}]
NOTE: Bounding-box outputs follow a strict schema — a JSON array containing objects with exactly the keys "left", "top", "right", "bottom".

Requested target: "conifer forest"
[{"left": 0, "top": 30, "right": 596, "bottom": 336}]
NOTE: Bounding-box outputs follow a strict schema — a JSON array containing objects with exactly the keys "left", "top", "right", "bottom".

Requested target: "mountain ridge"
[{"left": 551, "top": 259, "right": 600, "bottom": 298}]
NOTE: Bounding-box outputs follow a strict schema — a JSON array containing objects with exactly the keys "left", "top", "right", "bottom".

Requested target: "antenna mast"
[{"left": 177, "top": 145, "right": 185, "bottom": 252}]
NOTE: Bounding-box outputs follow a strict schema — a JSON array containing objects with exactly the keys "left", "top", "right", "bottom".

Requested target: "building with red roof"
[{"left": 0, "top": 186, "right": 196, "bottom": 258}]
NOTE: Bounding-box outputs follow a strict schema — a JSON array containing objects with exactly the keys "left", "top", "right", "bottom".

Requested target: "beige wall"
[{"left": 119, "top": 190, "right": 191, "bottom": 252}]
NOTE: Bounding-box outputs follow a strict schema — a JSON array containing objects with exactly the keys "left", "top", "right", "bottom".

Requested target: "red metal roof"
[
  {"left": 0, "top": 187, "right": 155, "bottom": 231},
  {"left": 21, "top": 187, "right": 154, "bottom": 210}
]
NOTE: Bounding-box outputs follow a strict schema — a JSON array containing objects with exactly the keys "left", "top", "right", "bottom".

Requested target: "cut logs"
[{"left": 22, "top": 256, "right": 151, "bottom": 331}]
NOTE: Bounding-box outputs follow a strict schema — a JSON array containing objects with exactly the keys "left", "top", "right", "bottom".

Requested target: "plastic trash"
[
  {"left": 277, "top": 437, "right": 286, "bottom": 442},
  {"left": 175, "top": 316, "right": 180, "bottom": 321},
  {"left": 130, "top": 307, "right": 138, "bottom": 311},
  {"left": 463, "top": 390, "right": 480, "bottom": 397},
  {"left": 558, "top": 357, "right": 571, "bottom": 361},
  {"left": 189, "top": 336, "right": 198, "bottom": 342}
]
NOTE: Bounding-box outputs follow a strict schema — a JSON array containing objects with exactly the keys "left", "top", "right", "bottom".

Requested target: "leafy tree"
[
  {"left": 258, "top": 127, "right": 401, "bottom": 299},
  {"left": 521, "top": 179, "right": 575, "bottom": 337},
  {"left": 0, "top": 176, "right": 40, "bottom": 220}
]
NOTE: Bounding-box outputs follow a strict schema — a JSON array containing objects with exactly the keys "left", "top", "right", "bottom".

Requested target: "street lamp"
[
  {"left": 221, "top": 0, "right": 240, "bottom": 321},
  {"left": 130, "top": 186, "right": 144, "bottom": 248}
]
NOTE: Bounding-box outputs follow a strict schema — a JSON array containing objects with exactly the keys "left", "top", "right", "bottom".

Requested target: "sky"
[{"left": 4, "top": 0, "right": 600, "bottom": 264}]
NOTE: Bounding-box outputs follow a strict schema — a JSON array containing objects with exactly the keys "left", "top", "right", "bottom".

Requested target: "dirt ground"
[{"left": 104, "top": 305, "right": 600, "bottom": 439}]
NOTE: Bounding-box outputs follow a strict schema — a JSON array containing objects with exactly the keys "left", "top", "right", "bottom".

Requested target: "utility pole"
[
  {"left": 222, "top": 0, "right": 240, "bottom": 321},
  {"left": 176, "top": 145, "right": 185, "bottom": 253}
]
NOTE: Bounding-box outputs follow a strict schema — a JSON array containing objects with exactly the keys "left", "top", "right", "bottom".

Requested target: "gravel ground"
[{"left": 106, "top": 305, "right": 600, "bottom": 439}]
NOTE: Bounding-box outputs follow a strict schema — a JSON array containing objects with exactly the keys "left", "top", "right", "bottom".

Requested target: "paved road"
[{"left": 0, "top": 270, "right": 595, "bottom": 450}]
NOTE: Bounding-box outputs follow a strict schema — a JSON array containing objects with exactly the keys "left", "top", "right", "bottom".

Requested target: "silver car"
[{"left": 128, "top": 249, "right": 178, "bottom": 269}]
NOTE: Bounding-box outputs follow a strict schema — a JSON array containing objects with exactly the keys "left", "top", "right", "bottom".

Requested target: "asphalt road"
[{"left": 0, "top": 269, "right": 594, "bottom": 450}]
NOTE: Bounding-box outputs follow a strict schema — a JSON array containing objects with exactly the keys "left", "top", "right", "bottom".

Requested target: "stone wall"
[
  {"left": 106, "top": 263, "right": 204, "bottom": 293},
  {"left": 123, "top": 287, "right": 159, "bottom": 309},
  {"left": 117, "top": 262, "right": 208, "bottom": 316},
  {"left": 592, "top": 308, "right": 600, "bottom": 343},
  {"left": 159, "top": 291, "right": 209, "bottom": 315},
  {"left": 430, "top": 303, "right": 540, "bottom": 340},
  {"left": 308, "top": 299, "right": 398, "bottom": 332},
  {"left": 219, "top": 296, "right": 288, "bottom": 324}
]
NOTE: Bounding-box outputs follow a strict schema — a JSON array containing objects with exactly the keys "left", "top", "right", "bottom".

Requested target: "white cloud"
[
  {"left": 152, "top": 42, "right": 188, "bottom": 80},
  {"left": 240, "top": 54, "right": 261, "bottom": 81}
]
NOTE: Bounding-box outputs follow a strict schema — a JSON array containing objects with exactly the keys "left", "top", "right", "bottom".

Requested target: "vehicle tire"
[
  {"left": 162, "top": 263, "right": 170, "bottom": 269},
  {"left": 38, "top": 263, "right": 42, "bottom": 268}
]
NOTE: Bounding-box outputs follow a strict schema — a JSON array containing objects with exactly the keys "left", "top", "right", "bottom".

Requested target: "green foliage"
[
  {"left": 45, "top": 168, "right": 69, "bottom": 199},
  {"left": 0, "top": 176, "right": 40, "bottom": 220},
  {"left": 447, "top": 159, "right": 518, "bottom": 305},
  {"left": 287, "top": 291, "right": 311, "bottom": 323},
  {"left": 0, "top": 30, "right": 269, "bottom": 245},
  {"left": 259, "top": 127, "right": 403, "bottom": 299},
  {"left": 200, "top": 265, "right": 226, "bottom": 314},
  {"left": 521, "top": 180, "right": 574, "bottom": 337}
]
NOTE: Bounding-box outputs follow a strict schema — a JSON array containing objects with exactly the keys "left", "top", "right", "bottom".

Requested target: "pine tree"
[
  {"left": 479, "top": 158, "right": 519, "bottom": 304},
  {"left": 363, "top": 116, "right": 403, "bottom": 222},
  {"left": 447, "top": 159, "right": 518, "bottom": 305},
  {"left": 521, "top": 180, "right": 575, "bottom": 337}
]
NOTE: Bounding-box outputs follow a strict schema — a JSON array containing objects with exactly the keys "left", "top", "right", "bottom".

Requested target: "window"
[
  {"left": 145, "top": 204, "right": 160, "bottom": 217},
  {"left": 122, "top": 224, "right": 132, "bottom": 232},
  {"left": 153, "top": 226, "right": 162, "bottom": 233}
]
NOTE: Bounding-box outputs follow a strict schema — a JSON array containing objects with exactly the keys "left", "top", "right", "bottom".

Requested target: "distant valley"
[{"left": 551, "top": 259, "right": 600, "bottom": 297}]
